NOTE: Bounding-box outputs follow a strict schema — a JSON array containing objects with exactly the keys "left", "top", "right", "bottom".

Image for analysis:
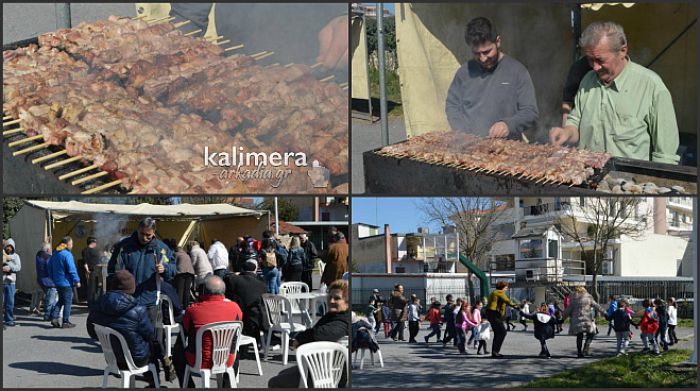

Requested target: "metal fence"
[{"left": 544, "top": 278, "right": 694, "bottom": 318}]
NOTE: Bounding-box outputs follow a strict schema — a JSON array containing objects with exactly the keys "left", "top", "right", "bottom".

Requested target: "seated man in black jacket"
[
  {"left": 224, "top": 257, "right": 268, "bottom": 346},
  {"left": 87, "top": 270, "right": 165, "bottom": 386},
  {"left": 268, "top": 279, "right": 350, "bottom": 388}
]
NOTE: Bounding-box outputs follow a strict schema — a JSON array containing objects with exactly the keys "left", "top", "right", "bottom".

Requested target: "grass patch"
[
  {"left": 522, "top": 349, "right": 697, "bottom": 388},
  {"left": 369, "top": 68, "right": 403, "bottom": 117}
]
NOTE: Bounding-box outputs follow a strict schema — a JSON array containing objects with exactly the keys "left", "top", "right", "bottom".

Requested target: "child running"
[
  {"left": 654, "top": 298, "right": 670, "bottom": 352},
  {"left": 639, "top": 298, "right": 660, "bottom": 355},
  {"left": 608, "top": 299, "right": 637, "bottom": 356},
  {"left": 667, "top": 297, "right": 679, "bottom": 345},
  {"left": 519, "top": 303, "right": 559, "bottom": 358},
  {"left": 408, "top": 296, "right": 422, "bottom": 343},
  {"left": 367, "top": 298, "right": 378, "bottom": 334},
  {"left": 442, "top": 295, "right": 456, "bottom": 347},
  {"left": 457, "top": 300, "right": 477, "bottom": 354},
  {"left": 424, "top": 301, "right": 443, "bottom": 343}
]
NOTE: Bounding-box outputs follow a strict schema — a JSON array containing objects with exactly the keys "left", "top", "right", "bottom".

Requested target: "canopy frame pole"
[{"left": 377, "top": 3, "right": 389, "bottom": 146}]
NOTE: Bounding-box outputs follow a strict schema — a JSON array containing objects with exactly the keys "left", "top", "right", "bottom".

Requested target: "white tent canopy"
[{"left": 25, "top": 200, "right": 265, "bottom": 220}]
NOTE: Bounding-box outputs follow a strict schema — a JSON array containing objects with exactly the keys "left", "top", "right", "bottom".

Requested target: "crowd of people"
[
  {"left": 359, "top": 282, "right": 684, "bottom": 360},
  {"left": 2, "top": 218, "right": 350, "bottom": 387}
]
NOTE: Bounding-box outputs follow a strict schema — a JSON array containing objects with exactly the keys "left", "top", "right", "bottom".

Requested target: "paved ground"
[
  {"left": 2, "top": 304, "right": 306, "bottom": 388},
  {"left": 351, "top": 323, "right": 695, "bottom": 388},
  {"left": 351, "top": 117, "right": 407, "bottom": 194}
]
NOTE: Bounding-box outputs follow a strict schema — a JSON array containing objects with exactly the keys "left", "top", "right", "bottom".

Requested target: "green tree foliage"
[
  {"left": 364, "top": 16, "right": 396, "bottom": 56},
  {"left": 3, "top": 197, "right": 25, "bottom": 240},
  {"left": 258, "top": 198, "right": 299, "bottom": 222}
]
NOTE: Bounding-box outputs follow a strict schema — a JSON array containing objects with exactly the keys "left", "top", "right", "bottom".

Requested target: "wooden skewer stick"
[
  {"left": 342, "top": 86, "right": 349, "bottom": 90},
  {"left": 4, "top": 118, "right": 21, "bottom": 127},
  {"left": 206, "top": 35, "right": 224, "bottom": 42},
  {"left": 45, "top": 156, "right": 81, "bottom": 170},
  {"left": 213, "top": 39, "right": 231, "bottom": 46},
  {"left": 132, "top": 14, "right": 147, "bottom": 20},
  {"left": 13, "top": 142, "right": 50, "bottom": 156},
  {"left": 58, "top": 164, "right": 99, "bottom": 181},
  {"left": 147, "top": 16, "right": 171, "bottom": 23},
  {"left": 72, "top": 171, "right": 108, "bottom": 186},
  {"left": 173, "top": 20, "right": 191, "bottom": 28},
  {"left": 81, "top": 179, "right": 124, "bottom": 195},
  {"left": 310, "top": 63, "right": 323, "bottom": 69},
  {"left": 251, "top": 51, "right": 273, "bottom": 60},
  {"left": 3, "top": 115, "right": 12, "bottom": 120},
  {"left": 224, "top": 44, "right": 245, "bottom": 52},
  {"left": 320, "top": 75, "right": 335, "bottom": 82},
  {"left": 285, "top": 63, "right": 295, "bottom": 67},
  {"left": 3, "top": 127, "right": 25, "bottom": 137},
  {"left": 339, "top": 82, "right": 349, "bottom": 88},
  {"left": 8, "top": 134, "right": 43, "bottom": 147},
  {"left": 32, "top": 150, "right": 67, "bottom": 164},
  {"left": 184, "top": 29, "right": 203, "bottom": 36}
]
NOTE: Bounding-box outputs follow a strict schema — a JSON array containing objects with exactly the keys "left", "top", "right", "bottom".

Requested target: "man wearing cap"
[
  {"left": 224, "top": 258, "right": 268, "bottom": 345},
  {"left": 87, "top": 270, "right": 163, "bottom": 388},
  {"left": 108, "top": 217, "right": 176, "bottom": 324}
]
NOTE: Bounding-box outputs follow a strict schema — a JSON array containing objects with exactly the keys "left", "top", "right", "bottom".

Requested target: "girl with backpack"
[{"left": 259, "top": 238, "right": 280, "bottom": 294}]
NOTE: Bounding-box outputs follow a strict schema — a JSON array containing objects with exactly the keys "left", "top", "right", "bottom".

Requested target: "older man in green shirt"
[{"left": 550, "top": 21, "right": 680, "bottom": 164}]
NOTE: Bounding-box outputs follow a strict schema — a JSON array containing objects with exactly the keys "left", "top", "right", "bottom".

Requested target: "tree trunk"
[
  {"left": 592, "top": 252, "right": 600, "bottom": 303},
  {"left": 467, "top": 271, "right": 475, "bottom": 304}
]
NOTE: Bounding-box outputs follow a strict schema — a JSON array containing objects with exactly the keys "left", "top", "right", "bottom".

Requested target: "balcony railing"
[
  {"left": 522, "top": 202, "right": 571, "bottom": 217},
  {"left": 514, "top": 258, "right": 586, "bottom": 284}
]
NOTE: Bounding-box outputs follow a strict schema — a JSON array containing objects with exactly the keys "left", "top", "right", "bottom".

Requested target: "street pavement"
[
  {"left": 351, "top": 117, "right": 407, "bottom": 194},
  {"left": 2, "top": 304, "right": 304, "bottom": 388},
  {"left": 351, "top": 322, "right": 695, "bottom": 388}
]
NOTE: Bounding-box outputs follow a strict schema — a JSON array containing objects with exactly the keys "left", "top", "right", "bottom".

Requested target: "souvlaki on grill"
[
  {"left": 3, "top": 15, "right": 348, "bottom": 194},
  {"left": 376, "top": 131, "right": 612, "bottom": 187}
]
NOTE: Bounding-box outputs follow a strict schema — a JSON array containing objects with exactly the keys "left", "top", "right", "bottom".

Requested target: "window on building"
[
  {"left": 322, "top": 212, "right": 330, "bottom": 221},
  {"left": 519, "top": 239, "right": 543, "bottom": 259},
  {"left": 493, "top": 255, "right": 515, "bottom": 271},
  {"left": 547, "top": 239, "right": 558, "bottom": 258}
]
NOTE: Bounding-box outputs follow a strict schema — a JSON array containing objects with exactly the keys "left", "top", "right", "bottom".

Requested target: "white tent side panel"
[
  {"left": 351, "top": 15, "right": 370, "bottom": 100},
  {"left": 8, "top": 205, "right": 49, "bottom": 294}
]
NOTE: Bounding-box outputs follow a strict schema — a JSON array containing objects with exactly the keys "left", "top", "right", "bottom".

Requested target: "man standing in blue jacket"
[
  {"left": 108, "top": 217, "right": 176, "bottom": 326},
  {"left": 48, "top": 236, "right": 81, "bottom": 328}
]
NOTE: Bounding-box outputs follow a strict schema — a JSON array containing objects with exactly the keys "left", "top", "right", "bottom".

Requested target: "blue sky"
[{"left": 352, "top": 197, "right": 442, "bottom": 234}]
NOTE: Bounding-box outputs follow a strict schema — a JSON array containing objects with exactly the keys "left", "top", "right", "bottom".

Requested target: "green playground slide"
[{"left": 459, "top": 254, "right": 490, "bottom": 298}]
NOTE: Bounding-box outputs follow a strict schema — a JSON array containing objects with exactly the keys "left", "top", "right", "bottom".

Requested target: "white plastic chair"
[
  {"left": 353, "top": 347, "right": 384, "bottom": 369},
  {"left": 262, "top": 294, "right": 307, "bottom": 365},
  {"left": 295, "top": 341, "right": 348, "bottom": 388},
  {"left": 183, "top": 321, "right": 242, "bottom": 388},
  {"left": 280, "top": 281, "right": 310, "bottom": 318},
  {"left": 236, "top": 335, "right": 263, "bottom": 382},
  {"left": 93, "top": 324, "right": 160, "bottom": 389},
  {"left": 160, "top": 295, "right": 181, "bottom": 358}
]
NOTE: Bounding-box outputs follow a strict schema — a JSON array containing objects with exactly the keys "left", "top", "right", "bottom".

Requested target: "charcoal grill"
[{"left": 363, "top": 140, "right": 697, "bottom": 195}]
